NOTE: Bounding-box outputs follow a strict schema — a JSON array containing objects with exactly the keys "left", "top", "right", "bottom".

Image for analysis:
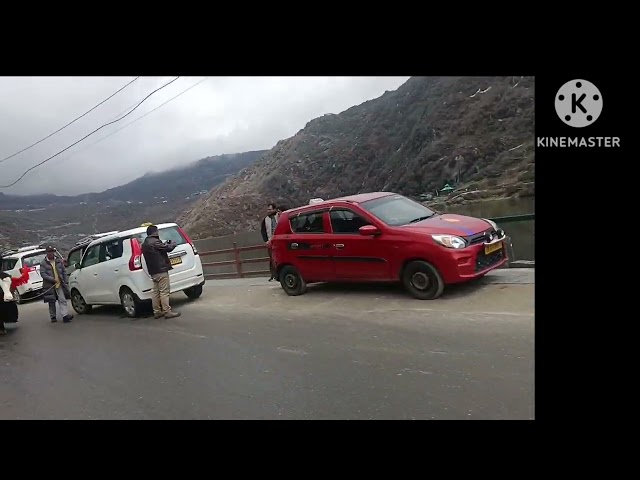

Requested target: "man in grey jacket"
[{"left": 40, "top": 246, "right": 73, "bottom": 323}]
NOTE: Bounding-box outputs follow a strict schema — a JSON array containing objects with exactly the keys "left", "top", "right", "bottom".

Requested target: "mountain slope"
[
  {"left": 0, "top": 150, "right": 266, "bottom": 209},
  {"left": 179, "top": 76, "right": 535, "bottom": 239},
  {"left": 0, "top": 150, "right": 266, "bottom": 251}
]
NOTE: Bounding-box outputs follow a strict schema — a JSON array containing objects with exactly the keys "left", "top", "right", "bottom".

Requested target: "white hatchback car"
[
  {"left": 68, "top": 223, "right": 205, "bottom": 317},
  {"left": 0, "top": 245, "right": 48, "bottom": 303}
]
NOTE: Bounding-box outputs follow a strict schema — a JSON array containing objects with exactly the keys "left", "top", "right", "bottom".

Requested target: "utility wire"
[
  {"left": 63, "top": 77, "right": 209, "bottom": 158},
  {"left": 1, "top": 76, "right": 180, "bottom": 188},
  {"left": 106, "top": 75, "right": 195, "bottom": 122},
  {"left": 0, "top": 76, "right": 140, "bottom": 164}
]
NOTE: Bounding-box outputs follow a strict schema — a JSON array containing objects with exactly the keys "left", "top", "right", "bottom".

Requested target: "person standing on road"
[
  {"left": 261, "top": 202, "right": 279, "bottom": 282},
  {"left": 141, "top": 225, "right": 181, "bottom": 319},
  {"left": 1, "top": 264, "right": 29, "bottom": 334},
  {"left": 40, "top": 246, "right": 73, "bottom": 323}
]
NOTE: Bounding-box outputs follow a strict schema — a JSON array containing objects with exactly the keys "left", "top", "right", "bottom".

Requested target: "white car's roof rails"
[
  {"left": 0, "top": 248, "right": 18, "bottom": 258},
  {"left": 73, "top": 230, "right": 120, "bottom": 248},
  {"left": 17, "top": 245, "right": 44, "bottom": 253}
]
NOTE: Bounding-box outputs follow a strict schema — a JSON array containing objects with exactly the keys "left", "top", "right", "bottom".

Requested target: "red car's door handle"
[{"left": 334, "top": 244, "right": 345, "bottom": 249}]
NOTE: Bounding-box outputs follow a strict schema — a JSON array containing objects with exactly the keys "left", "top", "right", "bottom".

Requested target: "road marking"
[
  {"left": 362, "top": 308, "right": 534, "bottom": 318},
  {"left": 400, "top": 368, "right": 433, "bottom": 375},
  {"left": 276, "top": 347, "right": 307, "bottom": 356},
  {"left": 128, "top": 325, "right": 207, "bottom": 339}
]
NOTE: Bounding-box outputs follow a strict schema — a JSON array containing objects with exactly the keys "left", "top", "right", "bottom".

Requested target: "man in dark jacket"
[
  {"left": 40, "top": 246, "right": 73, "bottom": 323},
  {"left": 141, "top": 225, "right": 181, "bottom": 319}
]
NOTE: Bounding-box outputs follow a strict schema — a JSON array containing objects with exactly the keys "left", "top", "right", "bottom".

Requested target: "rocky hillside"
[
  {"left": 0, "top": 150, "right": 266, "bottom": 252},
  {"left": 179, "top": 76, "right": 535, "bottom": 239}
]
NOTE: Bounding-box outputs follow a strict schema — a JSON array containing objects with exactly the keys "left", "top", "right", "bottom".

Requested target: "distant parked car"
[
  {"left": 68, "top": 223, "right": 205, "bottom": 317},
  {"left": 271, "top": 192, "right": 508, "bottom": 300},
  {"left": 0, "top": 245, "right": 48, "bottom": 303}
]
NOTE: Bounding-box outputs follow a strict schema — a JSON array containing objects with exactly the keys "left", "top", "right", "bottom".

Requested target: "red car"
[{"left": 271, "top": 192, "right": 508, "bottom": 300}]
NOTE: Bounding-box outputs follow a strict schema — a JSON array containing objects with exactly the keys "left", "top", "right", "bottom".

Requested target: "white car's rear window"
[
  {"left": 22, "top": 253, "right": 46, "bottom": 268},
  {"left": 131, "top": 226, "right": 187, "bottom": 246}
]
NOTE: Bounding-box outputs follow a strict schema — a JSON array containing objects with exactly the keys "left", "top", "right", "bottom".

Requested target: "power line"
[
  {"left": 1, "top": 76, "right": 180, "bottom": 189},
  {"left": 106, "top": 75, "right": 194, "bottom": 122},
  {"left": 0, "top": 76, "right": 140, "bottom": 164},
  {"left": 63, "top": 77, "right": 210, "bottom": 159}
]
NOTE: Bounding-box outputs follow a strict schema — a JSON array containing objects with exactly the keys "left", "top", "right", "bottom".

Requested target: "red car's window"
[
  {"left": 329, "top": 209, "right": 371, "bottom": 234},
  {"left": 290, "top": 211, "right": 325, "bottom": 233}
]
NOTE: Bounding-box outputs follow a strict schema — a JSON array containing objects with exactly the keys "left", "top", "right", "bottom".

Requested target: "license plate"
[
  {"left": 170, "top": 256, "right": 183, "bottom": 266},
  {"left": 485, "top": 241, "right": 503, "bottom": 255}
]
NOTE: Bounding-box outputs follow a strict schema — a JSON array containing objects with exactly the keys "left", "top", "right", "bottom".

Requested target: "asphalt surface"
[{"left": 1, "top": 270, "right": 534, "bottom": 420}]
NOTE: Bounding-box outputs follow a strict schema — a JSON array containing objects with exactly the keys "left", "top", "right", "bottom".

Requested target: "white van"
[
  {"left": 68, "top": 223, "right": 205, "bottom": 317},
  {"left": 0, "top": 245, "right": 48, "bottom": 303}
]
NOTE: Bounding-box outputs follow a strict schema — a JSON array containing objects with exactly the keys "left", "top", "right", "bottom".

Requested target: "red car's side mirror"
[{"left": 359, "top": 225, "right": 381, "bottom": 236}]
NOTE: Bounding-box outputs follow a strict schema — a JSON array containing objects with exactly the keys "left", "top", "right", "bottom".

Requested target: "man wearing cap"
[
  {"left": 40, "top": 246, "right": 73, "bottom": 323},
  {"left": 141, "top": 225, "right": 181, "bottom": 319}
]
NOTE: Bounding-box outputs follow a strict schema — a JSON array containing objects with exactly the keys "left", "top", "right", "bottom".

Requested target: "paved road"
[{"left": 1, "top": 271, "right": 534, "bottom": 420}]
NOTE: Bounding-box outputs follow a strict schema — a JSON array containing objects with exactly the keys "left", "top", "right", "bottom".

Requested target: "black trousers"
[{"left": 0, "top": 301, "right": 19, "bottom": 324}]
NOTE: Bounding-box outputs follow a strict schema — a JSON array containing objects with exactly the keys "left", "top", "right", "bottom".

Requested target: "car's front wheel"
[
  {"left": 71, "top": 289, "right": 93, "bottom": 314},
  {"left": 120, "top": 287, "right": 143, "bottom": 318},
  {"left": 402, "top": 260, "right": 445, "bottom": 300},
  {"left": 279, "top": 266, "right": 307, "bottom": 296}
]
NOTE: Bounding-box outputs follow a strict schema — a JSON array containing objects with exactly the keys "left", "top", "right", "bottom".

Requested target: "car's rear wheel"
[
  {"left": 120, "top": 287, "right": 142, "bottom": 318},
  {"left": 184, "top": 285, "right": 203, "bottom": 299},
  {"left": 402, "top": 260, "right": 445, "bottom": 300},
  {"left": 71, "top": 289, "right": 93, "bottom": 314},
  {"left": 279, "top": 266, "right": 307, "bottom": 296}
]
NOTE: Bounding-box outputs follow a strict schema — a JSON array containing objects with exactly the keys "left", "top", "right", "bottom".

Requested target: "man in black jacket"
[{"left": 141, "top": 225, "right": 181, "bottom": 319}]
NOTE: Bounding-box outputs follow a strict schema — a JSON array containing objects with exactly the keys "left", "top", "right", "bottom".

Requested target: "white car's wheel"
[
  {"left": 120, "top": 288, "right": 142, "bottom": 318},
  {"left": 71, "top": 289, "right": 93, "bottom": 314}
]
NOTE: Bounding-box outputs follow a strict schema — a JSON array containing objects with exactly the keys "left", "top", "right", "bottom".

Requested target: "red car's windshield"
[{"left": 361, "top": 195, "right": 436, "bottom": 226}]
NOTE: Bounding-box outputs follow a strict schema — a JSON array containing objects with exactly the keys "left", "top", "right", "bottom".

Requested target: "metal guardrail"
[
  {"left": 199, "top": 242, "right": 270, "bottom": 279},
  {"left": 488, "top": 213, "right": 535, "bottom": 224},
  {"left": 198, "top": 213, "right": 535, "bottom": 279},
  {"left": 488, "top": 213, "right": 534, "bottom": 265}
]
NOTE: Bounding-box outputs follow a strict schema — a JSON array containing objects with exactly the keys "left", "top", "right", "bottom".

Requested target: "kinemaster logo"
[{"left": 537, "top": 78, "right": 620, "bottom": 148}]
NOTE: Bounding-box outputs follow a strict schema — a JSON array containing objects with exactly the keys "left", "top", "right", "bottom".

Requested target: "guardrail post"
[
  {"left": 233, "top": 242, "right": 243, "bottom": 278},
  {"left": 508, "top": 238, "right": 516, "bottom": 262}
]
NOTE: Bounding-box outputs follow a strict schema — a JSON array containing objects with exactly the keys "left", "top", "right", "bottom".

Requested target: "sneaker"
[
  {"left": 62, "top": 315, "right": 73, "bottom": 323},
  {"left": 164, "top": 311, "right": 181, "bottom": 319},
  {"left": 153, "top": 313, "right": 165, "bottom": 319},
  {"left": 51, "top": 317, "right": 57, "bottom": 323}
]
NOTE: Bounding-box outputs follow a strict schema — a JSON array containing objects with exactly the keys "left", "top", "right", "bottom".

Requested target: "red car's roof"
[
  {"left": 332, "top": 192, "right": 395, "bottom": 203},
  {"left": 286, "top": 192, "right": 395, "bottom": 215}
]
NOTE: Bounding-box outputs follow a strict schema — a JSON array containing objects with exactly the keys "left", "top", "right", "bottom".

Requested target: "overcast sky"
[{"left": 0, "top": 76, "right": 410, "bottom": 196}]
